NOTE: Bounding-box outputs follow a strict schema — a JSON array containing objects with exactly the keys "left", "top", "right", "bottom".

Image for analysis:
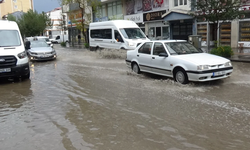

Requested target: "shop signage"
[
  {"left": 124, "top": 13, "right": 143, "bottom": 23},
  {"left": 143, "top": 10, "right": 166, "bottom": 22}
]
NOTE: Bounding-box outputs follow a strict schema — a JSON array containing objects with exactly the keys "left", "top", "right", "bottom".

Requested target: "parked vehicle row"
[{"left": 126, "top": 40, "right": 233, "bottom": 84}]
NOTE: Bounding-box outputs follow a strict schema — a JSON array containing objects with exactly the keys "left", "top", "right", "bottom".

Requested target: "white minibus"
[
  {"left": 89, "top": 20, "right": 150, "bottom": 50},
  {"left": 0, "top": 20, "right": 30, "bottom": 80}
]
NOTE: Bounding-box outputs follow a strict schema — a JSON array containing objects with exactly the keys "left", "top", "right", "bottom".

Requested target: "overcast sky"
[{"left": 34, "top": 0, "right": 60, "bottom": 13}]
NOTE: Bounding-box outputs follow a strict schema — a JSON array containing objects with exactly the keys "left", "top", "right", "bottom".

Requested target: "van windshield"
[
  {"left": 120, "top": 28, "right": 146, "bottom": 39},
  {"left": 0, "top": 30, "right": 21, "bottom": 47}
]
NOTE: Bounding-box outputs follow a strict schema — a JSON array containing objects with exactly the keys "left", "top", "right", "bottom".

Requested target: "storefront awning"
[{"left": 162, "top": 12, "right": 193, "bottom": 21}]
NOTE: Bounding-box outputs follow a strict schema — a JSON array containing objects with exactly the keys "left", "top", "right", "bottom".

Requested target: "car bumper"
[
  {"left": 29, "top": 54, "right": 57, "bottom": 61},
  {"left": 0, "top": 62, "right": 30, "bottom": 78},
  {"left": 187, "top": 67, "right": 233, "bottom": 82}
]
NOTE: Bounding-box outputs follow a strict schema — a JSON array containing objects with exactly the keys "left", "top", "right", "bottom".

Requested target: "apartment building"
[
  {"left": 0, "top": 0, "right": 33, "bottom": 19},
  {"left": 45, "top": 7, "right": 68, "bottom": 39}
]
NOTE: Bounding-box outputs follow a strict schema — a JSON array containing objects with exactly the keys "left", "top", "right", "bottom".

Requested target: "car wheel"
[
  {"left": 132, "top": 63, "right": 140, "bottom": 74},
  {"left": 175, "top": 69, "right": 188, "bottom": 84}
]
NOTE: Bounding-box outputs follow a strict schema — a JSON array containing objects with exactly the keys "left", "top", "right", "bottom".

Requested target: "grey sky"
[{"left": 34, "top": 0, "right": 60, "bottom": 13}]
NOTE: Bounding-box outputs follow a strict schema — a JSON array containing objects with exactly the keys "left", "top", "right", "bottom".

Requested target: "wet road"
[{"left": 0, "top": 45, "right": 250, "bottom": 150}]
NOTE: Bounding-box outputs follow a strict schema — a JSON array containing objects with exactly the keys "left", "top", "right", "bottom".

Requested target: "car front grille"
[{"left": 0, "top": 56, "right": 17, "bottom": 68}]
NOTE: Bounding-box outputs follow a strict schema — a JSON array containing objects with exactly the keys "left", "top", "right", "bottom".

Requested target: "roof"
[{"left": 162, "top": 10, "right": 193, "bottom": 21}]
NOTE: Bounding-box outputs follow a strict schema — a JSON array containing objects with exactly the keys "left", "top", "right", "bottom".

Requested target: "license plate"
[
  {"left": 213, "top": 71, "right": 225, "bottom": 76},
  {"left": 41, "top": 55, "right": 50, "bottom": 58},
  {"left": 0, "top": 68, "right": 11, "bottom": 73}
]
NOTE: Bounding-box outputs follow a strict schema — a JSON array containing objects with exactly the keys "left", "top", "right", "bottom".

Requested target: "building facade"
[
  {"left": 45, "top": 7, "right": 68, "bottom": 39},
  {"left": 0, "top": 0, "right": 33, "bottom": 19}
]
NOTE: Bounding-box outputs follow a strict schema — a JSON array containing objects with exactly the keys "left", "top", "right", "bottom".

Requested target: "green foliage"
[
  {"left": 210, "top": 46, "right": 234, "bottom": 58},
  {"left": 7, "top": 9, "right": 53, "bottom": 38},
  {"left": 7, "top": 14, "right": 17, "bottom": 22},
  {"left": 84, "top": 43, "right": 89, "bottom": 48},
  {"left": 61, "top": 0, "right": 101, "bottom": 42},
  {"left": 190, "top": 0, "right": 246, "bottom": 23},
  {"left": 61, "top": 42, "right": 66, "bottom": 47}
]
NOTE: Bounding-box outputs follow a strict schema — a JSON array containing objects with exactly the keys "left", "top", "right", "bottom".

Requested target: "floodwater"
[{"left": 0, "top": 45, "right": 250, "bottom": 150}]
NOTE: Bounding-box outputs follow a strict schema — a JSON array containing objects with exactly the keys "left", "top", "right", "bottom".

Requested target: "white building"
[{"left": 45, "top": 7, "right": 68, "bottom": 39}]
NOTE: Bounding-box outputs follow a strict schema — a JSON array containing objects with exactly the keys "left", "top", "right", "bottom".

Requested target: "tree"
[
  {"left": 7, "top": 10, "right": 53, "bottom": 38},
  {"left": 190, "top": 0, "right": 247, "bottom": 43},
  {"left": 62, "top": 0, "right": 101, "bottom": 43}
]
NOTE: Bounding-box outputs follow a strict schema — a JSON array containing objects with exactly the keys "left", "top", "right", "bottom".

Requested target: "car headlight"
[
  {"left": 129, "top": 42, "right": 135, "bottom": 46},
  {"left": 18, "top": 51, "right": 27, "bottom": 59},
  {"left": 224, "top": 61, "right": 232, "bottom": 67},
  {"left": 197, "top": 65, "right": 209, "bottom": 70}
]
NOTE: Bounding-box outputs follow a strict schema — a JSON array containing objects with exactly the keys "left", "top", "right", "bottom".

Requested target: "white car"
[{"left": 126, "top": 40, "right": 233, "bottom": 84}]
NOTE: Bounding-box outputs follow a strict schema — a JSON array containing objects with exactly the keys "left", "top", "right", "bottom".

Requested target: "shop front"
[
  {"left": 162, "top": 11, "right": 194, "bottom": 41},
  {"left": 124, "top": 13, "right": 145, "bottom": 33},
  {"left": 143, "top": 10, "right": 169, "bottom": 40}
]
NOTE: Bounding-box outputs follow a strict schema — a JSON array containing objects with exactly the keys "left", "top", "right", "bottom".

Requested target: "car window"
[
  {"left": 153, "top": 42, "right": 166, "bottom": 55},
  {"left": 165, "top": 42, "right": 202, "bottom": 55},
  {"left": 30, "top": 41, "right": 49, "bottom": 48},
  {"left": 138, "top": 42, "right": 152, "bottom": 54}
]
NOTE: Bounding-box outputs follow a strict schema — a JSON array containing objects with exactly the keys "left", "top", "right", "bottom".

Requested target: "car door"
[
  {"left": 151, "top": 42, "right": 172, "bottom": 76},
  {"left": 136, "top": 42, "right": 153, "bottom": 72}
]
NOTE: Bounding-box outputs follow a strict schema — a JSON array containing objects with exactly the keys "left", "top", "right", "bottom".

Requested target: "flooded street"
[{"left": 0, "top": 45, "right": 250, "bottom": 150}]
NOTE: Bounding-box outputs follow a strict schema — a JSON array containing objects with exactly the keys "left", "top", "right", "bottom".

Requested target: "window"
[
  {"left": 174, "top": 0, "right": 178, "bottom": 6},
  {"left": 90, "top": 29, "right": 112, "bottom": 39},
  {"left": 175, "top": 0, "right": 188, "bottom": 6},
  {"left": 138, "top": 42, "right": 153, "bottom": 54},
  {"left": 108, "top": 1, "right": 122, "bottom": 16},
  {"left": 179, "top": 0, "right": 183, "bottom": 5},
  {"left": 153, "top": 42, "right": 166, "bottom": 55}
]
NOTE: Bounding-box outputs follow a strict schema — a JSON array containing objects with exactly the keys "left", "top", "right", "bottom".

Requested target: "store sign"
[
  {"left": 124, "top": 14, "right": 143, "bottom": 23},
  {"left": 143, "top": 10, "right": 166, "bottom": 22}
]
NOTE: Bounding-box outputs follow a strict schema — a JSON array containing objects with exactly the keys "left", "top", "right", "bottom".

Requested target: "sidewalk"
[{"left": 201, "top": 46, "right": 250, "bottom": 63}]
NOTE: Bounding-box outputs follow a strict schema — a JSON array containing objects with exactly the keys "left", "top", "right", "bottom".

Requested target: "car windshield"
[
  {"left": 120, "top": 28, "right": 146, "bottom": 39},
  {"left": 0, "top": 30, "right": 21, "bottom": 47},
  {"left": 165, "top": 42, "right": 203, "bottom": 55},
  {"left": 31, "top": 41, "right": 49, "bottom": 48}
]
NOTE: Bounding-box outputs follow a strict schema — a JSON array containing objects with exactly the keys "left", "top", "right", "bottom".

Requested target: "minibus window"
[
  {"left": 120, "top": 28, "right": 146, "bottom": 39},
  {"left": 0, "top": 30, "right": 21, "bottom": 47}
]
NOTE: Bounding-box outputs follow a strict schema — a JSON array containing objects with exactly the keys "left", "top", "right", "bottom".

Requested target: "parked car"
[
  {"left": 125, "top": 40, "right": 233, "bottom": 84},
  {"left": 26, "top": 41, "right": 56, "bottom": 61}
]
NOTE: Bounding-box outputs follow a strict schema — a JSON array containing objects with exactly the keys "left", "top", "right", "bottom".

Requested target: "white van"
[
  {"left": 0, "top": 20, "right": 30, "bottom": 80},
  {"left": 89, "top": 20, "right": 150, "bottom": 50},
  {"left": 50, "top": 34, "right": 69, "bottom": 44}
]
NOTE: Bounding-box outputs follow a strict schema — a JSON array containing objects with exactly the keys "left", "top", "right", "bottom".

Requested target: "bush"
[
  {"left": 60, "top": 42, "right": 66, "bottom": 47},
  {"left": 210, "top": 46, "right": 234, "bottom": 58},
  {"left": 84, "top": 43, "right": 89, "bottom": 48}
]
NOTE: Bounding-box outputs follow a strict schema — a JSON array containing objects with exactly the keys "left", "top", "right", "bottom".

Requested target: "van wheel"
[
  {"left": 174, "top": 68, "right": 188, "bottom": 84},
  {"left": 132, "top": 63, "right": 140, "bottom": 74},
  {"left": 21, "top": 72, "right": 30, "bottom": 80},
  {"left": 121, "top": 47, "right": 125, "bottom": 50}
]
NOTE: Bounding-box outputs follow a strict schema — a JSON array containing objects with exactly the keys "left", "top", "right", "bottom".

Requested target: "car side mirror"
[
  {"left": 159, "top": 53, "right": 168, "bottom": 57},
  {"left": 50, "top": 44, "right": 53, "bottom": 48}
]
